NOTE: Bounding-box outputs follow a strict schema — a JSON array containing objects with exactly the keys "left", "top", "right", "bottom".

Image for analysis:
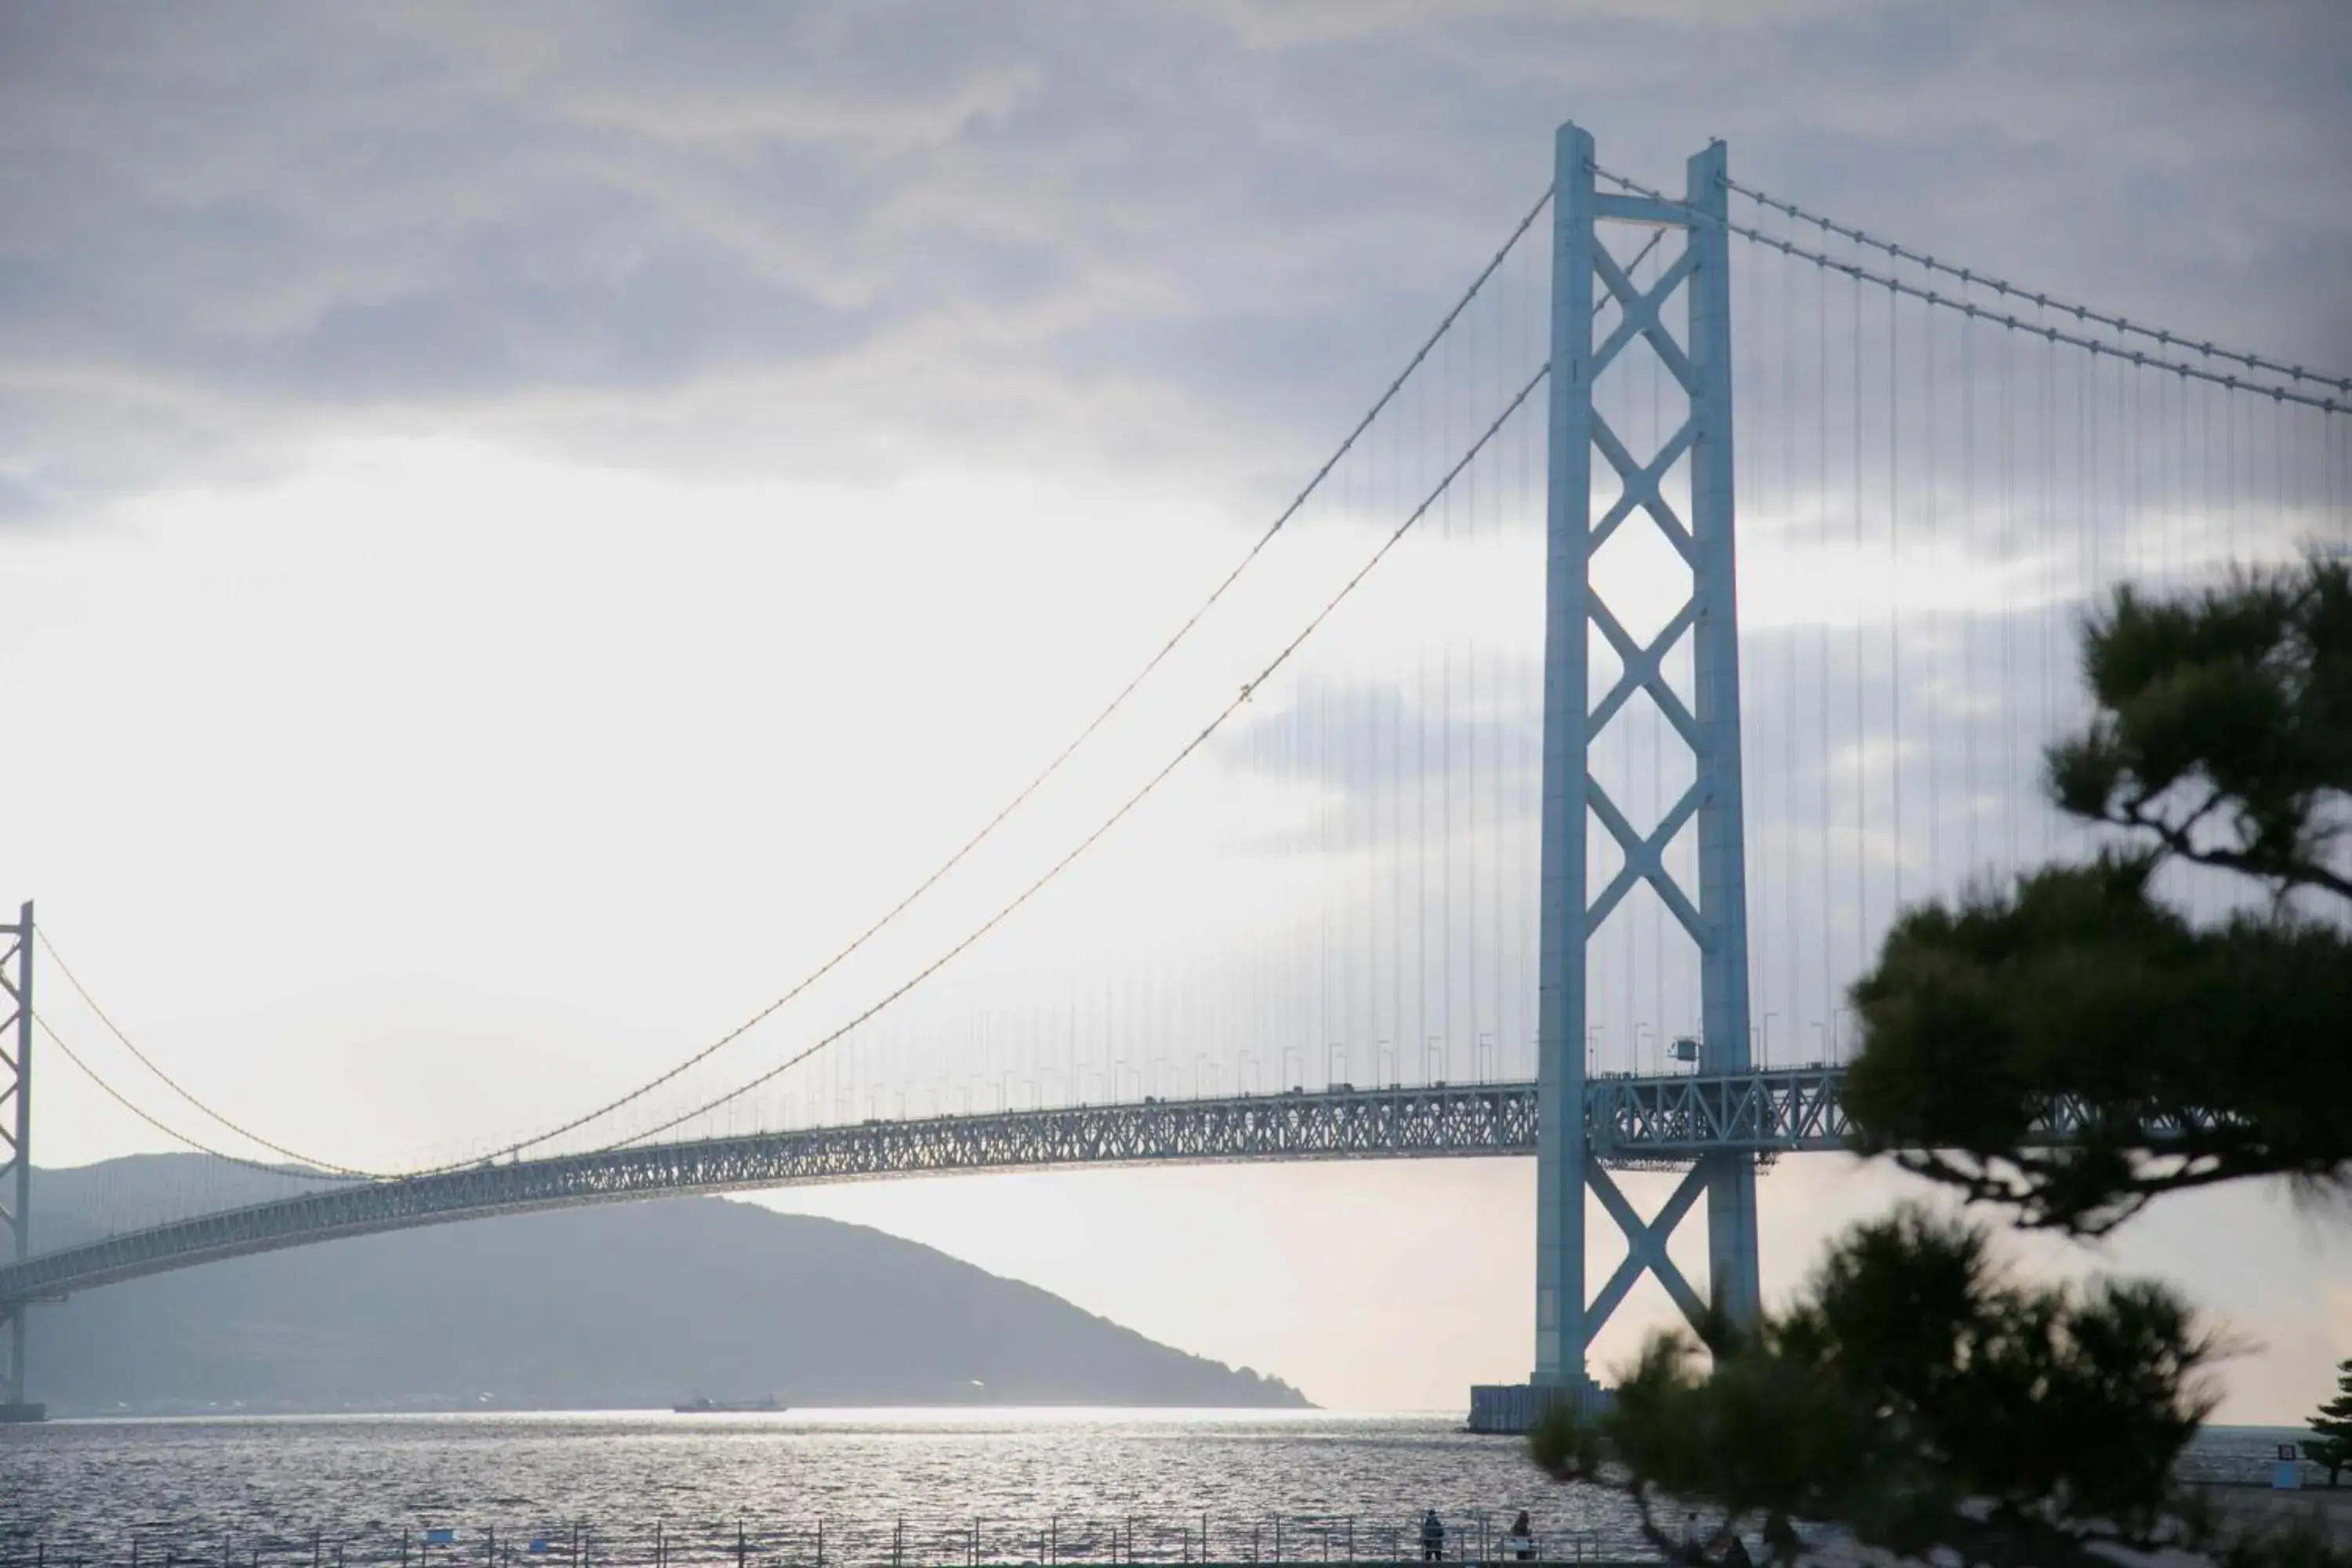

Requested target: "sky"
[{"left": 5, "top": 1, "right": 2352, "bottom": 1420}]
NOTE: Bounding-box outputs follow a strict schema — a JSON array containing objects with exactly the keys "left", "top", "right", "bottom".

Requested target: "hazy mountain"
[{"left": 22, "top": 1155, "right": 1310, "bottom": 1415}]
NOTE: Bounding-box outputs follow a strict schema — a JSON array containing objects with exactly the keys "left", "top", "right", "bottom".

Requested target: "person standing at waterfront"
[
  {"left": 1421, "top": 1510, "right": 1445, "bottom": 1562},
  {"left": 1506, "top": 1511, "right": 1534, "bottom": 1560}
]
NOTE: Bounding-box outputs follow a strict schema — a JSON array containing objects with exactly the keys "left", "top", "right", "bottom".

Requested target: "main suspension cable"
[
  {"left": 604, "top": 366, "right": 1552, "bottom": 1152},
  {"left": 1593, "top": 164, "right": 2352, "bottom": 414},
  {"left": 34, "top": 1012, "right": 357, "bottom": 1182},
  {"left": 1722, "top": 176, "right": 2352, "bottom": 396},
  {"left": 394, "top": 186, "right": 1561, "bottom": 1174},
  {"left": 38, "top": 927, "right": 381, "bottom": 1179}
]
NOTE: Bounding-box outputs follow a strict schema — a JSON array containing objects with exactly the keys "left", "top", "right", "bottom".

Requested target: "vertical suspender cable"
[
  {"left": 1390, "top": 489, "right": 1405, "bottom": 1079},
  {"left": 2223, "top": 368, "right": 2234, "bottom": 562},
  {"left": 1515, "top": 238, "right": 1533, "bottom": 1075},
  {"left": 2120, "top": 339, "right": 2133, "bottom": 583},
  {"left": 2000, "top": 322, "right": 2018, "bottom": 872},
  {"left": 1782, "top": 215, "right": 1800, "bottom": 1046},
  {"left": 2040, "top": 317, "right": 2056, "bottom": 861},
  {"left": 1417, "top": 641, "right": 1428, "bottom": 1080},
  {"left": 2170, "top": 358, "right": 2184, "bottom": 582},
  {"left": 1496, "top": 274, "right": 1511, "bottom": 1075},
  {"left": 1852, "top": 249, "right": 1867, "bottom": 977},
  {"left": 1650, "top": 236, "right": 1666, "bottom": 1054},
  {"left": 1467, "top": 288, "right": 1488, "bottom": 1065},
  {"left": 2276, "top": 383, "right": 2288, "bottom": 554},
  {"left": 1442, "top": 635, "right": 1454, "bottom": 1073},
  {"left": 2337, "top": 401, "right": 2350, "bottom": 546},
  {"left": 1461, "top": 281, "right": 1477, "bottom": 1071},
  {"left": 1926, "top": 270, "right": 1941, "bottom": 895},
  {"left": 2336, "top": 398, "right": 2347, "bottom": 543},
  {"left": 1318, "top": 673, "right": 1330, "bottom": 1076},
  {"left": 2079, "top": 328, "right": 2098, "bottom": 860},
  {"left": 2314, "top": 401, "right": 2333, "bottom": 550},
  {"left": 1889, "top": 273, "right": 1904, "bottom": 911},
  {"left": 1443, "top": 331, "right": 1455, "bottom": 1075},
  {"left": 1338, "top": 390, "right": 1356, "bottom": 1077},
  {"left": 1736, "top": 208, "right": 1762, "bottom": 1042},
  {"left": 2130, "top": 339, "right": 2143, "bottom": 582},
  {"left": 1817, "top": 228, "right": 1833, "bottom": 1046},
  {"left": 1468, "top": 531, "right": 1480, "bottom": 1071},
  {"left": 2339, "top": 402, "right": 2350, "bottom": 544},
  {"left": 2098, "top": 328, "right": 2117, "bottom": 592},
  {"left": 1490, "top": 267, "right": 1506, "bottom": 1062},
  {"left": 2168, "top": 365, "right": 2183, "bottom": 586},
  {"left": 2187, "top": 369, "right": 2198, "bottom": 577},
  {"left": 1961, "top": 289, "right": 1977, "bottom": 876},
  {"left": 2192, "top": 368, "right": 2211, "bottom": 583},
  {"left": 2151, "top": 356, "right": 2166, "bottom": 582}
]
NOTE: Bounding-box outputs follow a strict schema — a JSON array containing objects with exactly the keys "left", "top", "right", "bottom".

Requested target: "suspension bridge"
[{"left": 2, "top": 121, "right": 2346, "bottom": 1426}]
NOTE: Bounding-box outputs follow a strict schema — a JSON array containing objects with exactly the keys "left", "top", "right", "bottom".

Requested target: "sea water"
[{"left": 0, "top": 1410, "right": 2314, "bottom": 1566}]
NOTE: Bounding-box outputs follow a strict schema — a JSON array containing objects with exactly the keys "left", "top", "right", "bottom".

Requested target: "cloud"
[{"left": 3, "top": 1, "right": 2347, "bottom": 528}]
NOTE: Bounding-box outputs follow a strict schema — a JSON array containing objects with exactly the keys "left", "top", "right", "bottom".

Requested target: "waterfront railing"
[{"left": 0, "top": 1515, "right": 1628, "bottom": 1568}]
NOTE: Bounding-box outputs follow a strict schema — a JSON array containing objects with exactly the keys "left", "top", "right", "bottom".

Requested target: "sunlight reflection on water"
[
  {"left": 0, "top": 1410, "right": 1648, "bottom": 1564},
  {"left": 2, "top": 1410, "right": 2299, "bottom": 1564}
]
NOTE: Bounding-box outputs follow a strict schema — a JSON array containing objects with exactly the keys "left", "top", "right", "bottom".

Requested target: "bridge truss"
[{"left": 0, "top": 1071, "right": 1867, "bottom": 1308}]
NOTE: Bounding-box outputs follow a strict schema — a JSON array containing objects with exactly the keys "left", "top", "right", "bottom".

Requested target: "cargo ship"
[{"left": 672, "top": 1396, "right": 785, "bottom": 1414}]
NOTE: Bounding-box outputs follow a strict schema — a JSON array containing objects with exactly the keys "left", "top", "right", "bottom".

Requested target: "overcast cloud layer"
[{"left": 5, "top": 1, "right": 2350, "bottom": 527}]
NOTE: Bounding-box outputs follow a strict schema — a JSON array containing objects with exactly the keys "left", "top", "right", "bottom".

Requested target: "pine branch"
[{"left": 2113, "top": 797, "right": 2352, "bottom": 905}]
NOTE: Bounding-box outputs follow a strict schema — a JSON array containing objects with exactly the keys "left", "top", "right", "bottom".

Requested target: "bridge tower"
[
  {"left": 0, "top": 902, "right": 35, "bottom": 1420},
  {"left": 1525, "top": 124, "right": 1755, "bottom": 1415}
]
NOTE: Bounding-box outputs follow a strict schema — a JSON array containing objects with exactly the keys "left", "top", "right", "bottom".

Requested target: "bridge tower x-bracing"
[
  {"left": 1486, "top": 124, "right": 1757, "bottom": 1428},
  {"left": 0, "top": 901, "right": 37, "bottom": 1421}
]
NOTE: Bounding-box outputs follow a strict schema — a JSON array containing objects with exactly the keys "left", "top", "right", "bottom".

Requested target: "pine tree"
[
  {"left": 2307, "top": 1357, "right": 2352, "bottom": 1488},
  {"left": 1531, "top": 557, "right": 2352, "bottom": 1564},
  {"left": 1842, "top": 556, "right": 2352, "bottom": 1234}
]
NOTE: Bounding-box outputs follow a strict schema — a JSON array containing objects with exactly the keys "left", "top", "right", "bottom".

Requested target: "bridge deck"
[{"left": 2, "top": 1069, "right": 1857, "bottom": 1305}]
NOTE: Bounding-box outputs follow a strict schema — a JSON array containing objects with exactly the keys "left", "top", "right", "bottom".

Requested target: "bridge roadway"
[{"left": 0, "top": 1068, "right": 1860, "bottom": 1306}]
